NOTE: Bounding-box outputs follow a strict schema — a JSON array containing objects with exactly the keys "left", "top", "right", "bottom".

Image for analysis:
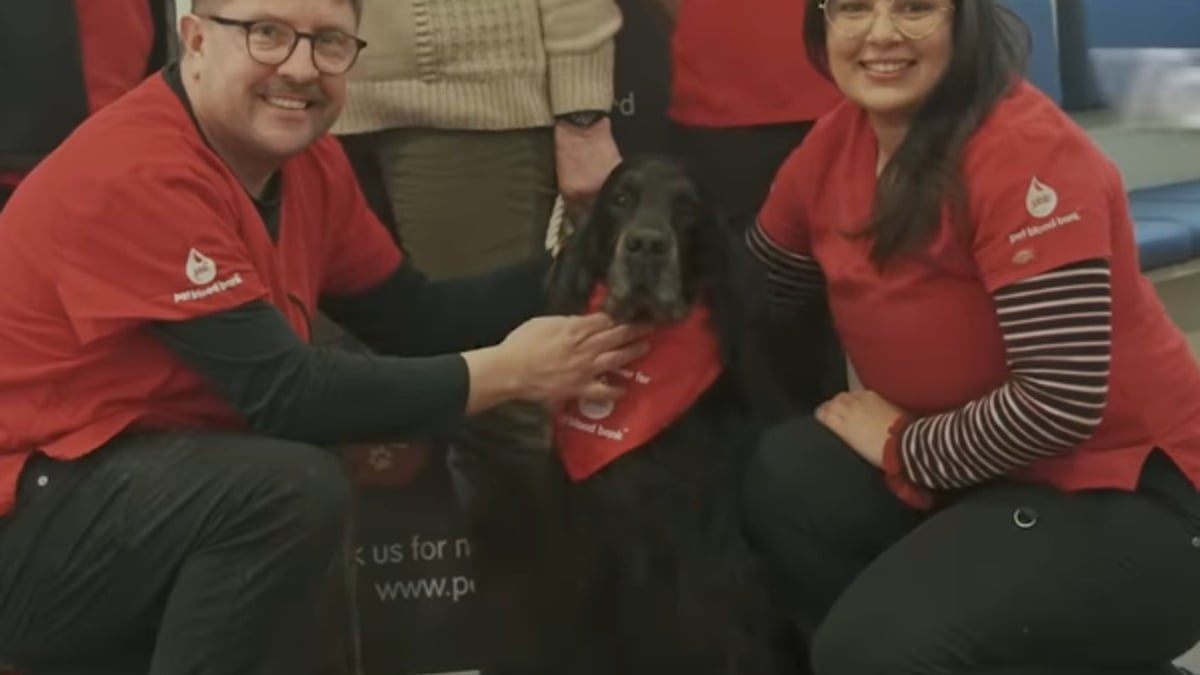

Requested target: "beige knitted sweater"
[{"left": 333, "top": 0, "right": 623, "bottom": 135}]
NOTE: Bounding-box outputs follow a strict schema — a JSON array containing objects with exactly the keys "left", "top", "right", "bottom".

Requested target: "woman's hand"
[{"left": 816, "top": 390, "right": 907, "bottom": 468}]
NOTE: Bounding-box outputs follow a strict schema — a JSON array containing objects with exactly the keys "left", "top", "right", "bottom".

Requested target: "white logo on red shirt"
[
  {"left": 1025, "top": 177, "right": 1059, "bottom": 218},
  {"left": 1008, "top": 176, "right": 1082, "bottom": 247},
  {"left": 578, "top": 398, "right": 616, "bottom": 421},
  {"left": 172, "top": 273, "right": 244, "bottom": 304},
  {"left": 186, "top": 248, "right": 217, "bottom": 285}
]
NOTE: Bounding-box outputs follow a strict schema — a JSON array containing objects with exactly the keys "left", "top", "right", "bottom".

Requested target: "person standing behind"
[
  {"left": 328, "top": 5, "right": 624, "bottom": 672},
  {"left": 664, "top": 0, "right": 842, "bottom": 225},
  {"left": 660, "top": 0, "right": 847, "bottom": 411},
  {"left": 333, "top": 0, "right": 624, "bottom": 279},
  {"left": 329, "top": 0, "right": 624, "bottom": 476},
  {"left": 0, "top": 0, "right": 166, "bottom": 212}
]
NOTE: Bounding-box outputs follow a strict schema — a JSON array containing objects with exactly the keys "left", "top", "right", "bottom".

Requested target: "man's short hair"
[{"left": 190, "top": 0, "right": 363, "bottom": 23}]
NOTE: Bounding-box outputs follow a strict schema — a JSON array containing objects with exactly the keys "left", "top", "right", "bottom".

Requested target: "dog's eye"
[{"left": 613, "top": 191, "right": 630, "bottom": 207}]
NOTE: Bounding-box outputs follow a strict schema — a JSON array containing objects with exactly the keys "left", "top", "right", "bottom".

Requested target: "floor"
[{"left": 1181, "top": 644, "right": 1200, "bottom": 671}]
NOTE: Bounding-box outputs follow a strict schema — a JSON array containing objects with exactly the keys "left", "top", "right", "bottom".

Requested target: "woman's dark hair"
[{"left": 804, "top": 0, "right": 1031, "bottom": 267}]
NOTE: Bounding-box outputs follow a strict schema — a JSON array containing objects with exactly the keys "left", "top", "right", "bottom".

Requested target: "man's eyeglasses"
[
  {"left": 199, "top": 15, "right": 367, "bottom": 75},
  {"left": 819, "top": 0, "right": 954, "bottom": 40}
]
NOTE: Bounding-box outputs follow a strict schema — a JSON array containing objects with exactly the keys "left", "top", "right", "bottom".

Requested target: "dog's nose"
[{"left": 624, "top": 229, "right": 671, "bottom": 259}]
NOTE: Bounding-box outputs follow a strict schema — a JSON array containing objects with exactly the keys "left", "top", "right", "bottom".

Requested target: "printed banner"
[
  {"left": 352, "top": 460, "right": 487, "bottom": 675},
  {"left": 342, "top": 0, "right": 676, "bottom": 672}
]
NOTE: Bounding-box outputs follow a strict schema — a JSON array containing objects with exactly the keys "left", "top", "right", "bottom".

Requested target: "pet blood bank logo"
[
  {"left": 186, "top": 247, "right": 217, "bottom": 285},
  {"left": 559, "top": 368, "right": 652, "bottom": 440},
  {"left": 577, "top": 398, "right": 616, "bottom": 420},
  {"left": 1025, "top": 177, "right": 1058, "bottom": 218},
  {"left": 1008, "top": 176, "right": 1082, "bottom": 248},
  {"left": 553, "top": 302, "right": 724, "bottom": 482},
  {"left": 174, "top": 247, "right": 244, "bottom": 304}
]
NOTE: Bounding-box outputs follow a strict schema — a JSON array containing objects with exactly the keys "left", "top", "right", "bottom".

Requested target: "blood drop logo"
[
  {"left": 186, "top": 248, "right": 217, "bottom": 286},
  {"left": 1025, "top": 177, "right": 1058, "bottom": 219}
]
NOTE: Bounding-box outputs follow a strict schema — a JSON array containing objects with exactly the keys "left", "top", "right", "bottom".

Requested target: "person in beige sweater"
[
  {"left": 334, "top": 0, "right": 623, "bottom": 278},
  {"left": 331, "top": 0, "right": 623, "bottom": 469},
  {"left": 332, "top": 6, "right": 623, "bottom": 672}
]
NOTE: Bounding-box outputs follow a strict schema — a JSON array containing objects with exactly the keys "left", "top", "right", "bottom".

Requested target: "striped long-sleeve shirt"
[{"left": 746, "top": 224, "right": 1112, "bottom": 491}]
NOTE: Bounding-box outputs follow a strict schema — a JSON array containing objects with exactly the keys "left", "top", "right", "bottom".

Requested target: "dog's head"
[
  {"left": 548, "top": 154, "right": 809, "bottom": 421},
  {"left": 548, "top": 155, "right": 725, "bottom": 324}
]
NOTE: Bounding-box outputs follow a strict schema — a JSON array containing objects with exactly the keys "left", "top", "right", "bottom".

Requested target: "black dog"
[{"left": 471, "top": 155, "right": 801, "bottom": 675}]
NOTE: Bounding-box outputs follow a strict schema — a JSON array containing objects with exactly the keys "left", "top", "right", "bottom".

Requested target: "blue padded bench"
[
  {"left": 1081, "top": 0, "right": 1200, "bottom": 49},
  {"left": 1135, "top": 219, "right": 1199, "bottom": 271},
  {"left": 1130, "top": 181, "right": 1200, "bottom": 272},
  {"left": 1130, "top": 182, "right": 1200, "bottom": 204},
  {"left": 1001, "top": 0, "right": 1063, "bottom": 104},
  {"left": 1055, "top": 0, "right": 1200, "bottom": 110}
]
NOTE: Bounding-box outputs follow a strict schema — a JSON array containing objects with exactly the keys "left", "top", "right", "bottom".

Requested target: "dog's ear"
[
  {"left": 546, "top": 202, "right": 609, "bottom": 315},
  {"left": 692, "top": 198, "right": 743, "bottom": 304},
  {"left": 699, "top": 213, "right": 748, "bottom": 352},
  {"left": 698, "top": 210, "right": 804, "bottom": 423}
]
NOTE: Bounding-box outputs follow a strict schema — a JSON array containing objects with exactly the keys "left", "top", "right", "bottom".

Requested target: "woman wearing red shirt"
[{"left": 743, "top": 1, "right": 1200, "bottom": 672}]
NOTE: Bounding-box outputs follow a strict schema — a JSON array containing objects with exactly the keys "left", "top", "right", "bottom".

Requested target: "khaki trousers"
[
  {"left": 344, "top": 127, "right": 557, "bottom": 279},
  {"left": 339, "top": 127, "right": 557, "bottom": 458}
]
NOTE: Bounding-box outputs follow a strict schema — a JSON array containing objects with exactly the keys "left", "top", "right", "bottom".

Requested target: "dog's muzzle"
[{"left": 605, "top": 226, "right": 688, "bottom": 323}]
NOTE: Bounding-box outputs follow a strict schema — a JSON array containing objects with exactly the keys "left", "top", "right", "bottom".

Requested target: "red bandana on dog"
[{"left": 553, "top": 285, "right": 724, "bottom": 482}]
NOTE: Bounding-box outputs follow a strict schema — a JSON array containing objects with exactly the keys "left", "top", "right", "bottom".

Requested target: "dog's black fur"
[{"left": 468, "top": 155, "right": 802, "bottom": 675}]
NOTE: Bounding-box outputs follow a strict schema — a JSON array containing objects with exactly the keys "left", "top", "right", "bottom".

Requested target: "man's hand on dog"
[
  {"left": 816, "top": 390, "right": 907, "bottom": 468},
  {"left": 502, "top": 313, "right": 651, "bottom": 404}
]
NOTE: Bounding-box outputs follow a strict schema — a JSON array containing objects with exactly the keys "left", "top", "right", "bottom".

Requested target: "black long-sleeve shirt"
[{"left": 151, "top": 256, "right": 550, "bottom": 447}]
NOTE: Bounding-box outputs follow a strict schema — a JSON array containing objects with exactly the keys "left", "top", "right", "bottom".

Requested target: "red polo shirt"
[
  {"left": 758, "top": 80, "right": 1200, "bottom": 493},
  {"left": 0, "top": 75, "right": 403, "bottom": 515},
  {"left": 668, "top": 0, "right": 843, "bottom": 127}
]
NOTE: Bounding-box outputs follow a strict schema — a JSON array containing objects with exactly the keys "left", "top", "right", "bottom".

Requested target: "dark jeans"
[
  {"left": 744, "top": 416, "right": 1200, "bottom": 675},
  {"left": 0, "top": 431, "right": 354, "bottom": 675}
]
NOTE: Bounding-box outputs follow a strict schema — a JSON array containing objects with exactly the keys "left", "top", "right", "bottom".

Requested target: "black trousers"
[
  {"left": 668, "top": 121, "right": 816, "bottom": 228},
  {"left": 744, "top": 416, "right": 1200, "bottom": 675},
  {"left": 668, "top": 121, "right": 847, "bottom": 409},
  {"left": 0, "top": 431, "right": 354, "bottom": 675}
]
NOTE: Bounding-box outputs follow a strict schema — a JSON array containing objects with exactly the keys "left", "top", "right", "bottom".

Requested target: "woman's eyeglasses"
[{"left": 820, "top": 0, "right": 954, "bottom": 40}]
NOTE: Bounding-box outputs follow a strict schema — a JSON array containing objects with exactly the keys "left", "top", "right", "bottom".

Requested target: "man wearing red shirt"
[
  {"left": 0, "top": 0, "right": 647, "bottom": 672},
  {"left": 0, "top": 0, "right": 165, "bottom": 211}
]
